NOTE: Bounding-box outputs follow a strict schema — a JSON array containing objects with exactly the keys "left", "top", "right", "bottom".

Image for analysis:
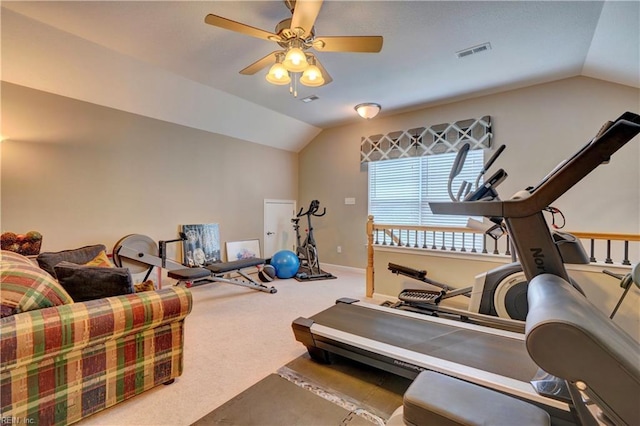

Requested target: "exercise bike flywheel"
[{"left": 112, "top": 234, "right": 158, "bottom": 274}]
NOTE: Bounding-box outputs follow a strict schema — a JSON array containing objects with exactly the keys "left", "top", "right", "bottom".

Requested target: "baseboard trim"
[
  {"left": 321, "top": 263, "right": 366, "bottom": 274},
  {"left": 373, "top": 292, "right": 398, "bottom": 302}
]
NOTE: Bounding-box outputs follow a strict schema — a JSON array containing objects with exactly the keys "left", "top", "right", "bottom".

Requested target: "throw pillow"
[
  {"left": 83, "top": 250, "right": 113, "bottom": 268},
  {"left": 0, "top": 262, "right": 74, "bottom": 318},
  {"left": 1, "top": 250, "right": 34, "bottom": 265},
  {"left": 37, "top": 244, "right": 107, "bottom": 280},
  {"left": 53, "top": 261, "right": 134, "bottom": 302},
  {"left": 134, "top": 280, "right": 156, "bottom": 293}
]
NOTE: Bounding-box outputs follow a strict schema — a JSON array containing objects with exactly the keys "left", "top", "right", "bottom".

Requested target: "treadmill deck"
[{"left": 308, "top": 302, "right": 539, "bottom": 383}]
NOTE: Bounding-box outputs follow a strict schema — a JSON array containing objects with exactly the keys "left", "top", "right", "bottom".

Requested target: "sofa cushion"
[
  {"left": 54, "top": 261, "right": 134, "bottom": 302},
  {"left": 134, "top": 280, "right": 156, "bottom": 293},
  {"left": 1, "top": 250, "right": 34, "bottom": 265},
  {"left": 37, "top": 244, "right": 107, "bottom": 280},
  {"left": 0, "top": 262, "right": 74, "bottom": 318},
  {"left": 83, "top": 250, "right": 113, "bottom": 268}
]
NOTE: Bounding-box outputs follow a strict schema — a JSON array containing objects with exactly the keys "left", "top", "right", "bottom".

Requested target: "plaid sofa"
[{"left": 0, "top": 286, "right": 192, "bottom": 425}]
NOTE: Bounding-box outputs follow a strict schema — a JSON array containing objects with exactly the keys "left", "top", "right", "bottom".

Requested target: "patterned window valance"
[{"left": 360, "top": 116, "right": 492, "bottom": 163}]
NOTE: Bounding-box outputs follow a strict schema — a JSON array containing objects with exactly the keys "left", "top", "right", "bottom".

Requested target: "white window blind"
[{"left": 368, "top": 150, "right": 484, "bottom": 227}]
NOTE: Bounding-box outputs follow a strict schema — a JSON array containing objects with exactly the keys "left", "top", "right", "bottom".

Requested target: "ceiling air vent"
[
  {"left": 456, "top": 42, "right": 492, "bottom": 59},
  {"left": 301, "top": 95, "right": 319, "bottom": 103}
]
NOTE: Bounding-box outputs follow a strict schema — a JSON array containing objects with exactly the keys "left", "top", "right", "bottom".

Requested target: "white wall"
[
  {"left": 299, "top": 77, "right": 640, "bottom": 268},
  {"left": 1, "top": 82, "right": 298, "bottom": 261}
]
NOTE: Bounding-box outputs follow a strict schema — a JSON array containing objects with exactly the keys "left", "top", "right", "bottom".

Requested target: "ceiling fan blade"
[
  {"left": 313, "top": 36, "right": 383, "bottom": 53},
  {"left": 239, "top": 51, "right": 281, "bottom": 75},
  {"left": 205, "top": 14, "right": 281, "bottom": 42},
  {"left": 290, "top": 0, "right": 323, "bottom": 38},
  {"left": 312, "top": 55, "right": 333, "bottom": 85}
]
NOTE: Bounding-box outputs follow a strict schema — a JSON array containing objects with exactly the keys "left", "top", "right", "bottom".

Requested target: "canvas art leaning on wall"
[{"left": 181, "top": 224, "right": 221, "bottom": 267}]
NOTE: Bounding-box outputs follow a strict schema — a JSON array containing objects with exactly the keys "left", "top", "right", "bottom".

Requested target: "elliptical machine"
[
  {"left": 292, "top": 200, "right": 335, "bottom": 280},
  {"left": 389, "top": 142, "right": 589, "bottom": 321},
  {"left": 295, "top": 113, "right": 640, "bottom": 426}
]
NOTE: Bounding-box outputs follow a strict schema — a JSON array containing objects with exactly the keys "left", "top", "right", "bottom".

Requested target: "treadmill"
[{"left": 292, "top": 112, "right": 640, "bottom": 425}]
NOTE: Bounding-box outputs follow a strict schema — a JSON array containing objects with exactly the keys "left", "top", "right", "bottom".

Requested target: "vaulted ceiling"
[{"left": 2, "top": 1, "right": 638, "bottom": 152}]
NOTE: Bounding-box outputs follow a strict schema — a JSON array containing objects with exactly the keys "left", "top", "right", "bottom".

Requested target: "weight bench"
[{"left": 167, "top": 258, "right": 277, "bottom": 294}]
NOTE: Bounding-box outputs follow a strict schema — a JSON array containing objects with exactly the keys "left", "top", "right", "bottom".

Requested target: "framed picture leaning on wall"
[{"left": 226, "top": 239, "right": 261, "bottom": 262}]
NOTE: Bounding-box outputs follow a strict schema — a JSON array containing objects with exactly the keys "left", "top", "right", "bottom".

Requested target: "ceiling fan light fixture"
[
  {"left": 266, "top": 62, "right": 291, "bottom": 85},
  {"left": 355, "top": 103, "right": 381, "bottom": 119},
  {"left": 205, "top": 1, "right": 382, "bottom": 96},
  {"left": 283, "top": 46, "right": 309, "bottom": 72},
  {"left": 300, "top": 64, "right": 324, "bottom": 87}
]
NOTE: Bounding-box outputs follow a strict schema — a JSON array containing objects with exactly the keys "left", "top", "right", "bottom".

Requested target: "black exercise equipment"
[
  {"left": 385, "top": 262, "right": 527, "bottom": 331},
  {"left": 293, "top": 112, "right": 640, "bottom": 425},
  {"left": 197, "top": 258, "right": 277, "bottom": 293},
  {"left": 113, "top": 233, "right": 191, "bottom": 279},
  {"left": 112, "top": 234, "right": 276, "bottom": 293},
  {"left": 387, "top": 233, "right": 588, "bottom": 322},
  {"left": 602, "top": 263, "right": 639, "bottom": 319},
  {"left": 448, "top": 142, "right": 508, "bottom": 203},
  {"left": 386, "top": 141, "right": 589, "bottom": 321},
  {"left": 292, "top": 200, "right": 335, "bottom": 280},
  {"left": 396, "top": 370, "right": 551, "bottom": 426}
]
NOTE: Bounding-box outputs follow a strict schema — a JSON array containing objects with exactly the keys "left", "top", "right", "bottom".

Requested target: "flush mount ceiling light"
[
  {"left": 355, "top": 103, "right": 381, "bottom": 119},
  {"left": 204, "top": 0, "right": 383, "bottom": 97}
]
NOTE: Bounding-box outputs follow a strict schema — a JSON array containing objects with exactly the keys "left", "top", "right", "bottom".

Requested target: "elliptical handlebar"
[
  {"left": 448, "top": 143, "right": 507, "bottom": 202},
  {"left": 475, "top": 144, "right": 506, "bottom": 188},
  {"left": 432, "top": 113, "right": 640, "bottom": 219},
  {"left": 433, "top": 113, "right": 640, "bottom": 283},
  {"left": 448, "top": 143, "right": 471, "bottom": 201}
]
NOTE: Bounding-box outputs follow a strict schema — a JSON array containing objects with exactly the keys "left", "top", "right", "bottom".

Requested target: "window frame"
[{"left": 368, "top": 149, "right": 485, "bottom": 250}]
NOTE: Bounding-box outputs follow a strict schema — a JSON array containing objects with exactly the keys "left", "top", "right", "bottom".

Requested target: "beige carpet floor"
[{"left": 77, "top": 265, "right": 381, "bottom": 426}]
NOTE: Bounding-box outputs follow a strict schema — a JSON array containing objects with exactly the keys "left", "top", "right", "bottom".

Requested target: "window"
[{"left": 368, "top": 150, "right": 485, "bottom": 248}]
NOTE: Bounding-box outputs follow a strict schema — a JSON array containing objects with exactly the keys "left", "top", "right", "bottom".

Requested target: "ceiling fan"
[{"left": 204, "top": 0, "right": 383, "bottom": 96}]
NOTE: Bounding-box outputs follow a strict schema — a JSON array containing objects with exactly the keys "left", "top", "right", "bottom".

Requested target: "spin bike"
[{"left": 292, "top": 200, "right": 334, "bottom": 280}]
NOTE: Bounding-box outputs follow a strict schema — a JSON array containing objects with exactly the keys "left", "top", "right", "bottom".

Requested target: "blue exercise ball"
[{"left": 270, "top": 250, "right": 300, "bottom": 279}]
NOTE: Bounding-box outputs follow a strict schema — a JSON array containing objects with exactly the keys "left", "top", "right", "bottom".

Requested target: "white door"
[{"left": 264, "top": 199, "right": 296, "bottom": 258}]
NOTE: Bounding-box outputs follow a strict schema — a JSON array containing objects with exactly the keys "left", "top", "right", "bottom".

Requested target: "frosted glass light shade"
[
  {"left": 300, "top": 65, "right": 324, "bottom": 87},
  {"left": 355, "top": 103, "right": 381, "bottom": 119},
  {"left": 266, "top": 63, "right": 291, "bottom": 85},
  {"left": 283, "top": 47, "right": 309, "bottom": 72}
]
